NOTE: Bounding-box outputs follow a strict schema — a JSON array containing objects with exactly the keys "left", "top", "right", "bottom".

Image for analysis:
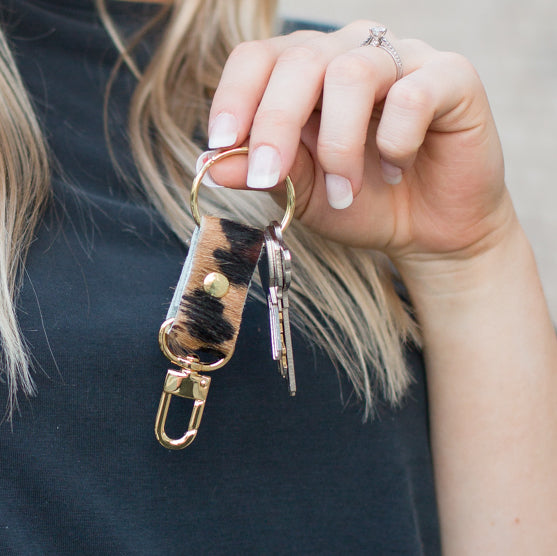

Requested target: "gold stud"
[{"left": 203, "top": 272, "right": 229, "bottom": 298}]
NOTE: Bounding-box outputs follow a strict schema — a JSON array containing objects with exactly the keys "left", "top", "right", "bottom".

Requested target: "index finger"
[
  {"left": 208, "top": 31, "right": 318, "bottom": 150},
  {"left": 208, "top": 25, "right": 364, "bottom": 189}
]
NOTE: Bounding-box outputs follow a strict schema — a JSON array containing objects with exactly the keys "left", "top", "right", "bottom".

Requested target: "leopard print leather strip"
[{"left": 166, "top": 215, "right": 264, "bottom": 361}]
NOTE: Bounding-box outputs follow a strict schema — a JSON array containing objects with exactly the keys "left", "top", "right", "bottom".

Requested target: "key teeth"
[{"left": 264, "top": 221, "right": 297, "bottom": 395}]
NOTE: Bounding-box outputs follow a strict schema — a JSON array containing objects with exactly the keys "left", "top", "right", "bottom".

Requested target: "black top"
[{"left": 0, "top": 1, "right": 440, "bottom": 554}]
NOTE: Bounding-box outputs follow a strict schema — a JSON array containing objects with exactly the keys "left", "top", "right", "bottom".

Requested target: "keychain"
[{"left": 155, "top": 147, "right": 296, "bottom": 449}]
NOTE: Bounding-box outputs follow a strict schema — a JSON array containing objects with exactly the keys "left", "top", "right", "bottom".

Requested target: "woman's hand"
[
  {"left": 209, "top": 22, "right": 557, "bottom": 554},
  {"left": 208, "top": 20, "right": 512, "bottom": 270}
]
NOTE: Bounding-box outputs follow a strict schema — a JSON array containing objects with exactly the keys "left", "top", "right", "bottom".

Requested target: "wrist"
[
  {"left": 392, "top": 214, "right": 529, "bottom": 309},
  {"left": 391, "top": 215, "right": 554, "bottom": 344}
]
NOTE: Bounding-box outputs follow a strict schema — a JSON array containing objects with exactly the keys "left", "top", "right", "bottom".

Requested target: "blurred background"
[{"left": 279, "top": 0, "right": 557, "bottom": 320}]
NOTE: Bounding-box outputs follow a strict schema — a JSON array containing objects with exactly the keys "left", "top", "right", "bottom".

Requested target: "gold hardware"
[
  {"left": 203, "top": 271, "right": 229, "bottom": 298},
  {"left": 158, "top": 318, "right": 232, "bottom": 371},
  {"left": 191, "top": 146, "right": 295, "bottom": 233},
  {"left": 155, "top": 369, "right": 211, "bottom": 450},
  {"left": 156, "top": 320, "right": 219, "bottom": 450}
]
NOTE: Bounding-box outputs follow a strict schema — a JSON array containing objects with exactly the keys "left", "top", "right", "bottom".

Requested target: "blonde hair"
[
  {"left": 0, "top": 29, "right": 50, "bottom": 417},
  {"left": 0, "top": 0, "right": 418, "bottom": 420}
]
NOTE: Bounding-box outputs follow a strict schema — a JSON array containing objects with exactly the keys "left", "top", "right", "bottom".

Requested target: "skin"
[{"left": 206, "top": 21, "right": 557, "bottom": 554}]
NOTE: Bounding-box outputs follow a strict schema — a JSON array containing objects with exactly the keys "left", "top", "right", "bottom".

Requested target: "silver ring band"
[{"left": 361, "top": 26, "right": 403, "bottom": 81}]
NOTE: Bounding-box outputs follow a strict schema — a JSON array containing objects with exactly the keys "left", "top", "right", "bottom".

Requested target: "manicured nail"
[
  {"left": 208, "top": 113, "right": 238, "bottom": 149},
  {"left": 325, "top": 174, "right": 353, "bottom": 210},
  {"left": 195, "top": 150, "right": 223, "bottom": 188},
  {"left": 246, "top": 145, "right": 281, "bottom": 189},
  {"left": 380, "top": 158, "right": 402, "bottom": 185}
]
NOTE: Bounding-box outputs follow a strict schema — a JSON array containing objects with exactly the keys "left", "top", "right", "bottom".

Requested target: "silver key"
[
  {"left": 260, "top": 226, "right": 283, "bottom": 363},
  {"left": 269, "top": 223, "right": 296, "bottom": 396}
]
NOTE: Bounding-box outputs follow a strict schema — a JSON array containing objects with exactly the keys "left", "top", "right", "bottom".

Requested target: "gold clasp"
[
  {"left": 154, "top": 369, "right": 211, "bottom": 450},
  {"left": 158, "top": 318, "right": 231, "bottom": 372},
  {"left": 155, "top": 319, "right": 220, "bottom": 450}
]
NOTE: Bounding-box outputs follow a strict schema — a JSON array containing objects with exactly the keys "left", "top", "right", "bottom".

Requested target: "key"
[
  {"left": 269, "top": 223, "right": 296, "bottom": 396},
  {"left": 265, "top": 224, "right": 288, "bottom": 379},
  {"left": 259, "top": 226, "right": 283, "bottom": 364}
]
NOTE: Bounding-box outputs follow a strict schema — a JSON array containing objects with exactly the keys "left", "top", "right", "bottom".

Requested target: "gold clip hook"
[{"left": 155, "top": 369, "right": 211, "bottom": 450}]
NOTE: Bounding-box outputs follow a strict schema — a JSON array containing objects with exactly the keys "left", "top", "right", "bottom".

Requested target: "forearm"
[{"left": 397, "top": 220, "right": 557, "bottom": 554}]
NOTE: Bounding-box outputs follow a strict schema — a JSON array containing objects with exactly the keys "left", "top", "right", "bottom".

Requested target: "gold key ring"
[
  {"left": 158, "top": 318, "right": 232, "bottom": 372},
  {"left": 190, "top": 146, "right": 296, "bottom": 233}
]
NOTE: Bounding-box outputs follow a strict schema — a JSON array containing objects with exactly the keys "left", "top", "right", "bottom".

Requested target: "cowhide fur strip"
[{"left": 168, "top": 215, "right": 264, "bottom": 361}]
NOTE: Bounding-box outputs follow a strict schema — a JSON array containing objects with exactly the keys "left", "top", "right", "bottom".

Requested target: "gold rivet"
[{"left": 203, "top": 272, "right": 229, "bottom": 298}]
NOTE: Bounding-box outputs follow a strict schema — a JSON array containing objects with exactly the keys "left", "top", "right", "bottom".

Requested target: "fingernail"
[
  {"left": 246, "top": 145, "right": 281, "bottom": 189},
  {"left": 325, "top": 174, "right": 353, "bottom": 210},
  {"left": 380, "top": 159, "right": 402, "bottom": 185},
  {"left": 196, "top": 150, "right": 223, "bottom": 188},
  {"left": 208, "top": 113, "right": 238, "bottom": 149}
]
